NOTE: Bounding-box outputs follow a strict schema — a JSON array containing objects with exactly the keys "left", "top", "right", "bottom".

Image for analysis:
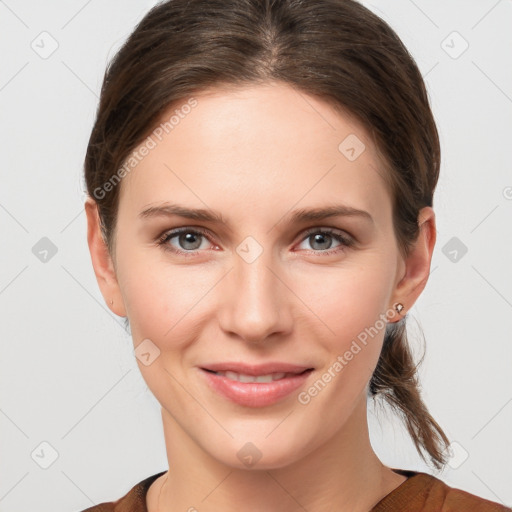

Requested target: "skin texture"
[{"left": 85, "top": 82, "right": 436, "bottom": 511}]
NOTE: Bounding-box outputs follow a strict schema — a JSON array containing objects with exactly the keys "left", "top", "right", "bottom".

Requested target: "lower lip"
[{"left": 199, "top": 368, "right": 313, "bottom": 408}]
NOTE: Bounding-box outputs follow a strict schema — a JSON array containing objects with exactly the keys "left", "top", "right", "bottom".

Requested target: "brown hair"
[{"left": 84, "top": 0, "right": 450, "bottom": 469}]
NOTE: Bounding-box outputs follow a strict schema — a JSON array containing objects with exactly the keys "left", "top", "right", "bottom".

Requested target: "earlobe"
[
  {"left": 84, "top": 197, "right": 127, "bottom": 317},
  {"left": 388, "top": 206, "right": 436, "bottom": 323}
]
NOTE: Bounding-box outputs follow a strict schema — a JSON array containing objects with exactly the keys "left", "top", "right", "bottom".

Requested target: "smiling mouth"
[
  {"left": 202, "top": 368, "right": 313, "bottom": 383},
  {"left": 199, "top": 366, "right": 315, "bottom": 407}
]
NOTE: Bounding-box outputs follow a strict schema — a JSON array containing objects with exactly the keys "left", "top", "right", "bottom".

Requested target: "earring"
[{"left": 395, "top": 302, "right": 404, "bottom": 314}]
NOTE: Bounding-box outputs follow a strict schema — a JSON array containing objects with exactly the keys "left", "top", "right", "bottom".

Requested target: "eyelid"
[
  {"left": 157, "top": 226, "right": 215, "bottom": 247},
  {"left": 298, "top": 226, "right": 353, "bottom": 242}
]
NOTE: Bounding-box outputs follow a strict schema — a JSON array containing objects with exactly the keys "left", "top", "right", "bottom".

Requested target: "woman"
[{"left": 81, "top": 0, "right": 510, "bottom": 510}]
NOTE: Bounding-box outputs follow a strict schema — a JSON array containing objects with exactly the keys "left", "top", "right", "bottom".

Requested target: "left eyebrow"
[{"left": 286, "top": 205, "right": 374, "bottom": 225}]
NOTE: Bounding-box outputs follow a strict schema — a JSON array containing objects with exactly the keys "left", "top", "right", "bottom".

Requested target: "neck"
[{"left": 149, "top": 395, "right": 404, "bottom": 512}]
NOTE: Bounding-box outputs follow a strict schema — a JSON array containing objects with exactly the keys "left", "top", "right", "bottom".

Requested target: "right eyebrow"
[{"left": 139, "top": 204, "right": 227, "bottom": 223}]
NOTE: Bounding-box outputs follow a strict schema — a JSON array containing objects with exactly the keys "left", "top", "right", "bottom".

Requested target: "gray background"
[{"left": 1, "top": 0, "right": 511, "bottom": 510}]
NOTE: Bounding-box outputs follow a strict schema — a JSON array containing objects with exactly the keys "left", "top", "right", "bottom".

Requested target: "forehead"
[{"left": 118, "top": 82, "right": 392, "bottom": 224}]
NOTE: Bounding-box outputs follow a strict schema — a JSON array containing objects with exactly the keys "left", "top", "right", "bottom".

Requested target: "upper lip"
[{"left": 200, "top": 362, "right": 314, "bottom": 376}]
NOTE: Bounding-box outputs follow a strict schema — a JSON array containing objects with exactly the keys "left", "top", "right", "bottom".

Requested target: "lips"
[
  {"left": 198, "top": 362, "right": 315, "bottom": 407},
  {"left": 200, "top": 362, "right": 313, "bottom": 376},
  {"left": 200, "top": 369, "right": 313, "bottom": 407}
]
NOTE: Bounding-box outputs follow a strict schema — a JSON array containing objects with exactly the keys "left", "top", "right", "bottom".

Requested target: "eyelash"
[{"left": 156, "top": 226, "right": 355, "bottom": 257}]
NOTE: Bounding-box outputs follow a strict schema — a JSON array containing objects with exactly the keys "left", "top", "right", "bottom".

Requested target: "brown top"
[{"left": 79, "top": 469, "right": 511, "bottom": 511}]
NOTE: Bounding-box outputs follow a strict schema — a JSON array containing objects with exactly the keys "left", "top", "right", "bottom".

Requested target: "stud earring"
[{"left": 395, "top": 302, "right": 404, "bottom": 314}]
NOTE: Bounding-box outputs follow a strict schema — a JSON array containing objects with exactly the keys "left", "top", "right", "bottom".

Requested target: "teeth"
[{"left": 217, "top": 371, "right": 288, "bottom": 383}]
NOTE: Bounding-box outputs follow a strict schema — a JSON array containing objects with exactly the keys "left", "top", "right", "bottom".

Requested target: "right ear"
[{"left": 84, "top": 197, "right": 127, "bottom": 317}]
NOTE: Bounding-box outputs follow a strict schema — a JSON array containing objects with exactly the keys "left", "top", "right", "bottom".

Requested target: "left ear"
[{"left": 388, "top": 206, "right": 436, "bottom": 322}]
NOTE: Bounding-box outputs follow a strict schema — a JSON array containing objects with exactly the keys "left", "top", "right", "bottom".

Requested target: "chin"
[{"left": 207, "top": 436, "right": 310, "bottom": 471}]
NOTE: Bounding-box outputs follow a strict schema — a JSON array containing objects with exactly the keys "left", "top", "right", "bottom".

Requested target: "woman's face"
[{"left": 99, "top": 82, "right": 416, "bottom": 469}]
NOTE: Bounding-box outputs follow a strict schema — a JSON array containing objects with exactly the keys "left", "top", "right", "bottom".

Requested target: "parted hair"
[{"left": 84, "top": 0, "right": 450, "bottom": 469}]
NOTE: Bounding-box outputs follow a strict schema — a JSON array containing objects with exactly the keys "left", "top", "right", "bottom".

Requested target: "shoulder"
[
  {"left": 438, "top": 480, "right": 511, "bottom": 511},
  {"left": 77, "top": 471, "right": 167, "bottom": 512},
  {"left": 372, "top": 469, "right": 511, "bottom": 511}
]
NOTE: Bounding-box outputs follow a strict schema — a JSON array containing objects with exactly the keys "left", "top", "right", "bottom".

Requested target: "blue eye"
[
  {"left": 157, "top": 227, "right": 354, "bottom": 256},
  {"left": 158, "top": 228, "right": 212, "bottom": 254},
  {"left": 297, "top": 228, "right": 354, "bottom": 254}
]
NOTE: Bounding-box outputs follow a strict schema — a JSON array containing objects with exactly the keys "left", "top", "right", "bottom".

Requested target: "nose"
[{"left": 217, "top": 249, "right": 293, "bottom": 344}]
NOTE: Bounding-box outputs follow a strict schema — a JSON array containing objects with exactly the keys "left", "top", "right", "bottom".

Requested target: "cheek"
[
  {"left": 295, "top": 261, "right": 392, "bottom": 340},
  {"left": 117, "top": 249, "right": 219, "bottom": 347},
  {"left": 295, "top": 267, "right": 391, "bottom": 418},
  {"left": 116, "top": 259, "right": 211, "bottom": 399},
  {"left": 295, "top": 262, "right": 392, "bottom": 396}
]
